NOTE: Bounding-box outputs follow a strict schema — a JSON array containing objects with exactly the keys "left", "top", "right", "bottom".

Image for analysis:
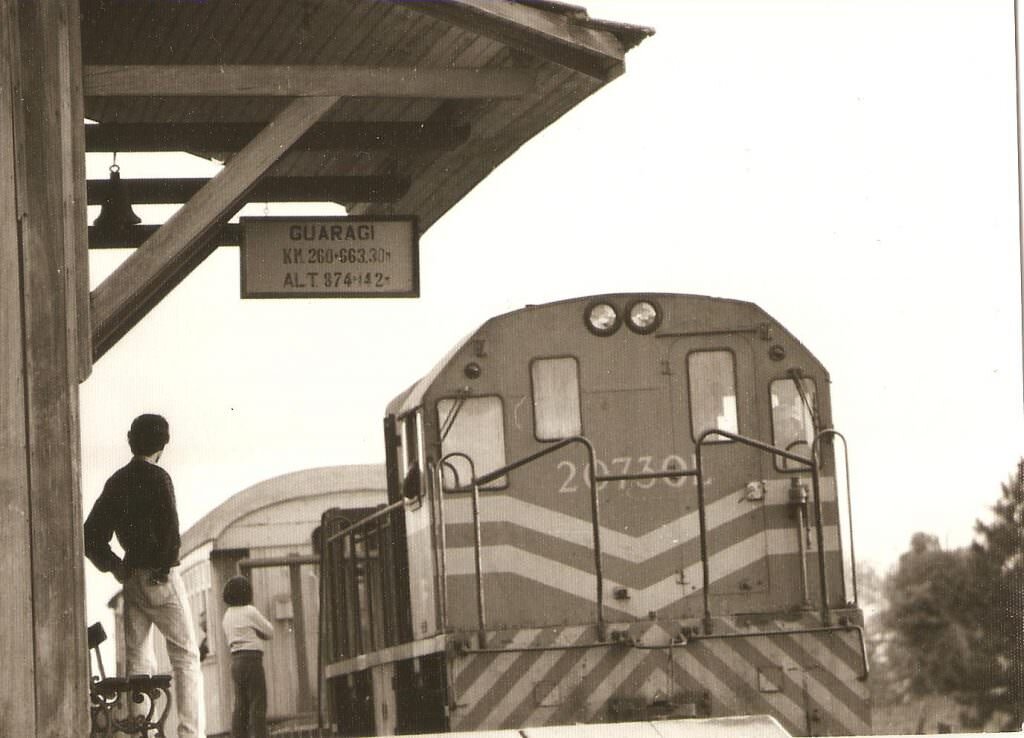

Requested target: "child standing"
[{"left": 222, "top": 575, "right": 274, "bottom": 738}]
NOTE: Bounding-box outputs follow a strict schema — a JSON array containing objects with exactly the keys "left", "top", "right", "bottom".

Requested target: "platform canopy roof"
[
  {"left": 78, "top": 0, "right": 652, "bottom": 358},
  {"left": 80, "top": 0, "right": 652, "bottom": 240}
]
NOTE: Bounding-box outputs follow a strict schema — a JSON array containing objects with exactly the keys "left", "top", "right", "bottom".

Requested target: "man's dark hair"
[
  {"left": 223, "top": 575, "right": 253, "bottom": 607},
  {"left": 128, "top": 414, "right": 170, "bottom": 456}
]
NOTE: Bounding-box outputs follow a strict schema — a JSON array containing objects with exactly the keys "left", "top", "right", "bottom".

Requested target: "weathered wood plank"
[
  {"left": 91, "top": 94, "right": 342, "bottom": 359},
  {"left": 62, "top": 0, "right": 91, "bottom": 383},
  {"left": 83, "top": 65, "right": 535, "bottom": 98},
  {"left": 55, "top": 11, "right": 91, "bottom": 721},
  {"left": 85, "top": 121, "right": 471, "bottom": 153},
  {"left": 0, "top": 1, "right": 37, "bottom": 735},
  {"left": 397, "top": 0, "right": 625, "bottom": 79},
  {"left": 4, "top": 0, "right": 89, "bottom": 735}
]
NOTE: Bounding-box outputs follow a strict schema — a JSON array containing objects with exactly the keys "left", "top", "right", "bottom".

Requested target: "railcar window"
[
  {"left": 688, "top": 351, "right": 739, "bottom": 441},
  {"left": 531, "top": 357, "right": 582, "bottom": 441},
  {"left": 437, "top": 396, "right": 507, "bottom": 491},
  {"left": 771, "top": 377, "right": 817, "bottom": 469}
]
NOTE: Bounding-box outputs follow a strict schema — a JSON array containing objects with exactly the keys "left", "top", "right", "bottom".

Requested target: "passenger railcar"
[
  {"left": 109, "top": 464, "right": 386, "bottom": 737},
  {"left": 319, "top": 294, "right": 868, "bottom": 737}
]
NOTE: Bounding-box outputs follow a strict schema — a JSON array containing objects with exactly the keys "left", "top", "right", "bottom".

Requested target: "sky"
[{"left": 80, "top": 0, "right": 1024, "bottom": 637}]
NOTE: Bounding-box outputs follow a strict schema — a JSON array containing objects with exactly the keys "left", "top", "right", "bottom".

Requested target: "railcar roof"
[{"left": 179, "top": 463, "right": 386, "bottom": 555}]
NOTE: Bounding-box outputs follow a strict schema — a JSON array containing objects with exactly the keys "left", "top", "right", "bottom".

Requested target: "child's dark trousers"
[{"left": 230, "top": 650, "right": 268, "bottom": 738}]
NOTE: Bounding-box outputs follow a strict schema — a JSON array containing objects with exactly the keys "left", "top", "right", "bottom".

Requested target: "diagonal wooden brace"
[{"left": 90, "top": 95, "right": 341, "bottom": 360}]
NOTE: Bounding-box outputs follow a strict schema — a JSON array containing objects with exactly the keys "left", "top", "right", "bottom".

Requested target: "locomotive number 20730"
[{"left": 556, "top": 455, "right": 694, "bottom": 494}]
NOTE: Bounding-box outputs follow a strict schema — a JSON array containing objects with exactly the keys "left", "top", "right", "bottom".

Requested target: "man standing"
[{"left": 85, "top": 414, "right": 203, "bottom": 738}]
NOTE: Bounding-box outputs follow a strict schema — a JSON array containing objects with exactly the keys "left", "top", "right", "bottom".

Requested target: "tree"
[
  {"left": 967, "top": 459, "right": 1024, "bottom": 730},
  {"left": 882, "top": 534, "right": 987, "bottom": 703},
  {"left": 879, "top": 461, "right": 1024, "bottom": 731}
]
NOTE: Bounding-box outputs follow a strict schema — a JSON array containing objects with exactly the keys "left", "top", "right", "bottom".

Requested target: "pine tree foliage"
[{"left": 968, "top": 459, "right": 1024, "bottom": 730}]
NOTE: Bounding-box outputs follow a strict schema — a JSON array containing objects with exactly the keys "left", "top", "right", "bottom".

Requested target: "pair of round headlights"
[{"left": 585, "top": 299, "right": 661, "bottom": 336}]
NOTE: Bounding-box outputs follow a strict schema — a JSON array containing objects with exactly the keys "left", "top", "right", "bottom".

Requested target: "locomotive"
[{"left": 317, "top": 293, "right": 869, "bottom": 736}]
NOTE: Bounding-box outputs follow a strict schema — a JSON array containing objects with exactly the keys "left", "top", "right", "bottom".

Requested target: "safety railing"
[
  {"left": 317, "top": 501, "right": 408, "bottom": 736},
  {"left": 695, "top": 429, "right": 838, "bottom": 630},
  {"left": 815, "top": 429, "right": 857, "bottom": 605},
  {"left": 322, "top": 428, "right": 851, "bottom": 665},
  {"left": 319, "top": 500, "right": 405, "bottom": 661},
  {"left": 438, "top": 453, "right": 487, "bottom": 645},
  {"left": 443, "top": 435, "right": 689, "bottom": 642},
  {"left": 426, "top": 458, "right": 449, "bottom": 641},
  {"left": 444, "top": 430, "right": 834, "bottom": 636}
]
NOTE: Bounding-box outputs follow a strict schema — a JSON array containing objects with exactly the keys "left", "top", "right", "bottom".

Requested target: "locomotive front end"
[{"left": 322, "top": 293, "right": 868, "bottom": 736}]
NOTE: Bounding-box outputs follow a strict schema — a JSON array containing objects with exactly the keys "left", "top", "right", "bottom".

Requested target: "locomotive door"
[
  {"left": 667, "top": 334, "right": 771, "bottom": 612},
  {"left": 398, "top": 410, "right": 441, "bottom": 638}
]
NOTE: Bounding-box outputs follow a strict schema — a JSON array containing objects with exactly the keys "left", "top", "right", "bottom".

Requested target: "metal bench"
[{"left": 88, "top": 622, "right": 173, "bottom": 737}]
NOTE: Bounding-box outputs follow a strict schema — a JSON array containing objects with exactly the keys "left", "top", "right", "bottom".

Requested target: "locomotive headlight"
[
  {"left": 584, "top": 302, "right": 620, "bottom": 336},
  {"left": 626, "top": 300, "right": 661, "bottom": 334}
]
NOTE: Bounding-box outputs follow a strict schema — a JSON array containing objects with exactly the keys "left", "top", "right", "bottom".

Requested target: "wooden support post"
[
  {"left": 91, "top": 94, "right": 342, "bottom": 359},
  {"left": 62, "top": 0, "right": 91, "bottom": 383},
  {"left": 0, "top": 0, "right": 89, "bottom": 735},
  {"left": 0, "top": 9, "right": 35, "bottom": 737}
]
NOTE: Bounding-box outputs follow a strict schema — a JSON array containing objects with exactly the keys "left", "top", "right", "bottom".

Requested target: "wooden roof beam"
[
  {"left": 82, "top": 65, "right": 534, "bottom": 98},
  {"left": 91, "top": 95, "right": 341, "bottom": 360},
  {"left": 85, "top": 122, "right": 471, "bottom": 152},
  {"left": 89, "top": 223, "right": 239, "bottom": 250},
  {"left": 397, "top": 0, "right": 626, "bottom": 80},
  {"left": 87, "top": 175, "right": 410, "bottom": 205}
]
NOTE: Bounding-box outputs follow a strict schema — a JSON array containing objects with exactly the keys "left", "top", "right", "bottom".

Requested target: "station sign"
[{"left": 240, "top": 216, "right": 419, "bottom": 298}]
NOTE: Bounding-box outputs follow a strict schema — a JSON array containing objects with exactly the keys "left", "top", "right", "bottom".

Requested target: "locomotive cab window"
[
  {"left": 400, "top": 411, "right": 425, "bottom": 499},
  {"left": 531, "top": 357, "right": 582, "bottom": 441},
  {"left": 688, "top": 350, "right": 739, "bottom": 442},
  {"left": 771, "top": 377, "right": 817, "bottom": 469},
  {"left": 437, "top": 396, "right": 507, "bottom": 491}
]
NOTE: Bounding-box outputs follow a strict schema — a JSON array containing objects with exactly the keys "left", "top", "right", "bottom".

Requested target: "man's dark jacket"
[{"left": 84, "top": 457, "right": 181, "bottom": 573}]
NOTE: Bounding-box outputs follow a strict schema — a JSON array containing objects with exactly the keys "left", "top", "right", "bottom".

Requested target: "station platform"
[{"left": 271, "top": 716, "right": 792, "bottom": 738}]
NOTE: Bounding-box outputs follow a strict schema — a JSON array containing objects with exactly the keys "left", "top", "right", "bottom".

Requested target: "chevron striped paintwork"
[
  {"left": 448, "top": 616, "right": 869, "bottom": 736},
  {"left": 442, "top": 477, "right": 845, "bottom": 629}
]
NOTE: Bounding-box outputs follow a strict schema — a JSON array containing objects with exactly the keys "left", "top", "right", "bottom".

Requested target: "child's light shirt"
[{"left": 222, "top": 604, "right": 274, "bottom": 653}]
